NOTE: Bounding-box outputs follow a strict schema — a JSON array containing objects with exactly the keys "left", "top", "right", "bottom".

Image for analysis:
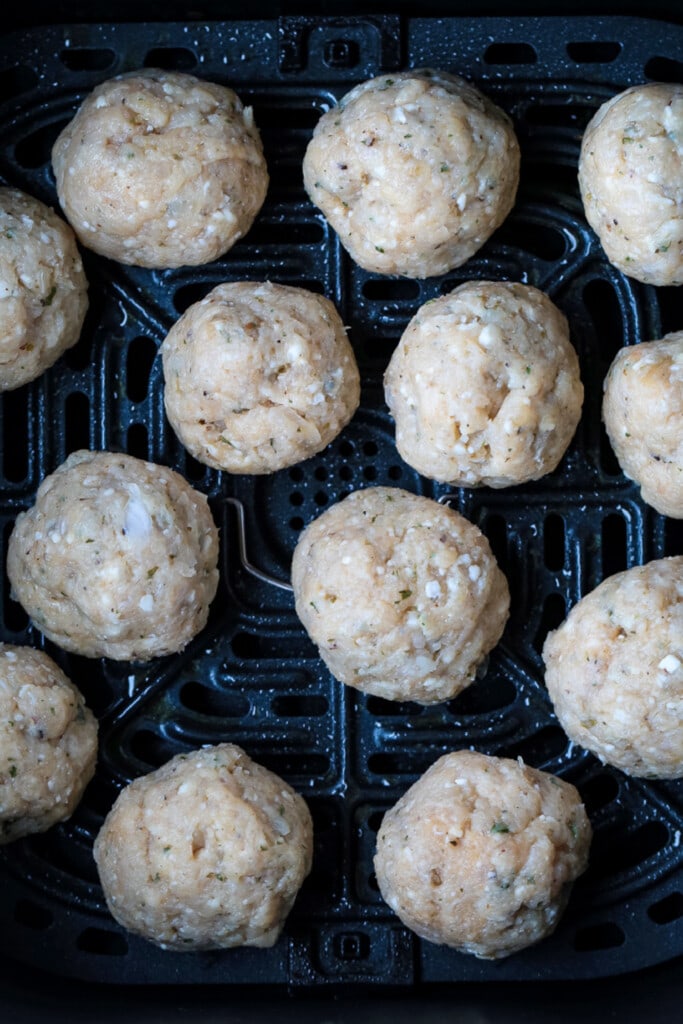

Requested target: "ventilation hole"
[
  {"left": 484, "top": 513, "right": 508, "bottom": 571},
  {"left": 314, "top": 491, "right": 328, "bottom": 507},
  {"left": 63, "top": 321, "right": 94, "bottom": 370},
  {"left": 648, "top": 891, "right": 683, "bottom": 925},
  {"left": 363, "top": 466, "right": 377, "bottom": 481},
  {"left": 334, "top": 931, "right": 370, "bottom": 961},
  {"left": 179, "top": 681, "right": 250, "bottom": 719},
  {"left": 544, "top": 513, "right": 565, "bottom": 571},
  {"left": 601, "top": 513, "right": 627, "bottom": 576},
  {"left": 388, "top": 465, "right": 402, "bottom": 480},
  {"left": 14, "top": 898, "right": 53, "bottom": 931},
  {"left": 14, "top": 119, "right": 69, "bottom": 169},
  {"left": 657, "top": 286, "right": 682, "bottom": 336},
  {"left": 314, "top": 466, "right": 328, "bottom": 482},
  {"left": 367, "top": 810, "right": 384, "bottom": 833},
  {"left": 581, "top": 771, "right": 620, "bottom": 814},
  {"left": 76, "top": 927, "right": 129, "bottom": 956},
  {"left": 365, "top": 696, "right": 423, "bottom": 717},
  {"left": 566, "top": 41, "right": 622, "bottom": 64},
  {"left": 126, "top": 335, "right": 158, "bottom": 403},
  {"left": 362, "top": 278, "right": 421, "bottom": 301},
  {"left": 289, "top": 466, "right": 304, "bottom": 483},
  {"left": 504, "top": 725, "right": 568, "bottom": 766},
  {"left": 339, "top": 465, "right": 353, "bottom": 482},
  {"left": 258, "top": 752, "right": 330, "bottom": 778},
  {"left": 525, "top": 102, "right": 597, "bottom": 129},
  {"left": 534, "top": 592, "right": 566, "bottom": 654},
  {"left": 129, "top": 728, "right": 176, "bottom": 768},
  {"left": 144, "top": 47, "right": 197, "bottom": 71},
  {"left": 290, "top": 516, "right": 304, "bottom": 531},
  {"left": 126, "top": 422, "right": 149, "bottom": 461},
  {"left": 368, "top": 752, "right": 428, "bottom": 776},
  {"left": 232, "top": 630, "right": 317, "bottom": 660},
  {"left": 338, "top": 439, "right": 355, "bottom": 457},
  {"left": 0, "top": 64, "right": 38, "bottom": 101},
  {"left": 591, "top": 820, "right": 670, "bottom": 878},
  {"left": 495, "top": 219, "right": 567, "bottom": 261},
  {"left": 645, "top": 55, "right": 683, "bottom": 84},
  {"left": 582, "top": 279, "right": 625, "bottom": 368},
  {"left": 448, "top": 674, "right": 517, "bottom": 716},
  {"left": 59, "top": 47, "right": 116, "bottom": 71},
  {"left": 323, "top": 38, "right": 360, "bottom": 69},
  {"left": 574, "top": 922, "right": 625, "bottom": 952},
  {"left": 65, "top": 391, "right": 91, "bottom": 453},
  {"left": 600, "top": 423, "right": 622, "bottom": 477},
  {"left": 271, "top": 694, "right": 329, "bottom": 717},
  {"left": 290, "top": 491, "right": 304, "bottom": 507},
  {"left": 244, "top": 220, "right": 325, "bottom": 246},
  {"left": 2, "top": 388, "right": 29, "bottom": 483},
  {"left": 173, "top": 282, "right": 212, "bottom": 315},
  {"left": 665, "top": 518, "right": 683, "bottom": 556},
  {"left": 362, "top": 440, "right": 378, "bottom": 456},
  {"left": 483, "top": 42, "right": 537, "bottom": 65},
  {"left": 3, "top": 523, "right": 28, "bottom": 632}
]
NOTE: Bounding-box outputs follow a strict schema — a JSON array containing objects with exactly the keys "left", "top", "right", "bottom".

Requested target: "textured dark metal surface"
[{"left": 0, "top": 15, "right": 682, "bottom": 987}]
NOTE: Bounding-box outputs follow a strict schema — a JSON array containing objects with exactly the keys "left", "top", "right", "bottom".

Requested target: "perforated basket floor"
[{"left": 0, "top": 14, "right": 682, "bottom": 988}]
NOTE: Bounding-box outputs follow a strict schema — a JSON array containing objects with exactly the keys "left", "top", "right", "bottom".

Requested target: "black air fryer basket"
[{"left": 0, "top": 10, "right": 682, "bottom": 998}]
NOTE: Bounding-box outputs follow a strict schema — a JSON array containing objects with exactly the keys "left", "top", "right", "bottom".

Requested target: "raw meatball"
[
  {"left": 602, "top": 332, "right": 683, "bottom": 518},
  {"left": 94, "top": 744, "right": 313, "bottom": 950},
  {"left": 384, "top": 282, "right": 583, "bottom": 488},
  {"left": 543, "top": 557, "right": 683, "bottom": 778},
  {"left": 374, "top": 750, "right": 591, "bottom": 960},
  {"left": 52, "top": 69, "right": 268, "bottom": 268},
  {"left": 7, "top": 450, "right": 219, "bottom": 661},
  {"left": 0, "top": 644, "right": 97, "bottom": 844},
  {"left": 161, "top": 281, "right": 360, "bottom": 473},
  {"left": 578, "top": 83, "right": 683, "bottom": 285},
  {"left": 303, "top": 70, "right": 520, "bottom": 278},
  {"left": 291, "top": 487, "right": 510, "bottom": 704},
  {"left": 0, "top": 187, "right": 88, "bottom": 391}
]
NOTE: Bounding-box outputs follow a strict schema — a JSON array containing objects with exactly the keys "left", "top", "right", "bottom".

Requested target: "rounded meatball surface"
[
  {"left": 303, "top": 70, "right": 520, "bottom": 278},
  {"left": 291, "top": 487, "right": 510, "bottom": 704},
  {"left": 578, "top": 83, "right": 683, "bottom": 285},
  {"left": 374, "top": 750, "right": 591, "bottom": 960},
  {"left": 161, "top": 281, "right": 360, "bottom": 473},
  {"left": 384, "top": 282, "right": 583, "bottom": 488},
  {"left": 94, "top": 744, "right": 313, "bottom": 950},
  {"left": 52, "top": 69, "right": 268, "bottom": 268},
  {"left": 0, "top": 187, "right": 88, "bottom": 391},
  {"left": 0, "top": 644, "right": 97, "bottom": 844},
  {"left": 7, "top": 450, "right": 219, "bottom": 661},
  {"left": 603, "top": 333, "right": 683, "bottom": 518},
  {"left": 543, "top": 557, "right": 683, "bottom": 778}
]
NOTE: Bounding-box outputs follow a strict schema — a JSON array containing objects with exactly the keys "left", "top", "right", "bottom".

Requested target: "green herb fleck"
[
  {"left": 163, "top": 845, "right": 172, "bottom": 853},
  {"left": 375, "top": 245, "right": 385, "bottom": 253},
  {"left": 5, "top": 229, "right": 13, "bottom": 239},
  {"left": 656, "top": 241, "right": 671, "bottom": 253},
  {"left": 491, "top": 821, "right": 510, "bottom": 834},
  {"left": 440, "top": 163, "right": 449, "bottom": 173},
  {"left": 309, "top": 601, "right": 319, "bottom": 613},
  {"left": 278, "top": 804, "right": 285, "bottom": 815},
  {"left": 397, "top": 589, "right": 412, "bottom": 601},
  {"left": 9, "top": 765, "right": 17, "bottom": 778},
  {"left": 525, "top": 366, "right": 531, "bottom": 374},
  {"left": 41, "top": 285, "right": 57, "bottom": 307},
  {"left": 219, "top": 435, "right": 235, "bottom": 447},
  {"left": 147, "top": 566, "right": 159, "bottom": 579}
]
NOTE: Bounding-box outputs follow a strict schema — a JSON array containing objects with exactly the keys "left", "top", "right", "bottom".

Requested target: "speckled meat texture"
[
  {"left": 578, "top": 82, "right": 683, "bottom": 285},
  {"left": 291, "top": 487, "right": 510, "bottom": 704},
  {"left": 384, "top": 281, "right": 583, "bottom": 488},
  {"left": 94, "top": 744, "right": 313, "bottom": 950},
  {"left": 0, "top": 644, "right": 97, "bottom": 844},
  {"left": 0, "top": 187, "right": 88, "bottom": 391},
  {"left": 7, "top": 450, "right": 219, "bottom": 661},
  {"left": 52, "top": 68, "right": 268, "bottom": 268},
  {"left": 303, "top": 70, "right": 520, "bottom": 278},
  {"left": 161, "top": 281, "right": 360, "bottom": 473},
  {"left": 374, "top": 750, "right": 591, "bottom": 960},
  {"left": 602, "top": 332, "right": 683, "bottom": 518},
  {"left": 543, "top": 556, "right": 683, "bottom": 778}
]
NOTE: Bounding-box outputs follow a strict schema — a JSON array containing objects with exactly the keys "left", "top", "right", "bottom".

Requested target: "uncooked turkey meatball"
[
  {"left": 374, "top": 750, "right": 591, "bottom": 959},
  {"left": 543, "top": 556, "right": 683, "bottom": 778},
  {"left": 291, "top": 487, "right": 510, "bottom": 704},
  {"left": 303, "top": 70, "right": 520, "bottom": 278},
  {"left": 384, "top": 281, "right": 583, "bottom": 487},
  {"left": 579, "top": 82, "right": 683, "bottom": 285},
  {"left": 161, "top": 281, "right": 360, "bottom": 473},
  {"left": 602, "top": 332, "right": 683, "bottom": 518},
  {"left": 7, "top": 450, "right": 219, "bottom": 661},
  {"left": 0, "top": 644, "right": 97, "bottom": 844},
  {"left": 0, "top": 187, "right": 88, "bottom": 391},
  {"left": 94, "top": 744, "right": 313, "bottom": 950},
  {"left": 52, "top": 69, "right": 268, "bottom": 268}
]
